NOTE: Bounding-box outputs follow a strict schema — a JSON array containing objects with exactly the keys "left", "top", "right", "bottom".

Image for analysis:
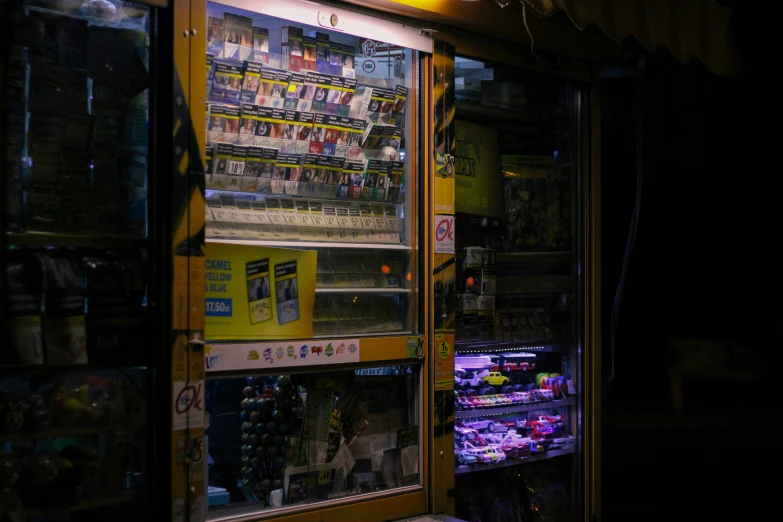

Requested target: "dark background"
[{"left": 600, "top": 1, "right": 780, "bottom": 520}]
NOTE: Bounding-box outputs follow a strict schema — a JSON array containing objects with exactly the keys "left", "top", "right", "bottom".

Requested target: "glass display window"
[
  {"left": 2, "top": 2, "right": 158, "bottom": 519},
  {"left": 200, "top": 1, "right": 431, "bottom": 520},
  {"left": 205, "top": 363, "right": 422, "bottom": 519},
  {"left": 202, "top": 0, "right": 429, "bottom": 343}
]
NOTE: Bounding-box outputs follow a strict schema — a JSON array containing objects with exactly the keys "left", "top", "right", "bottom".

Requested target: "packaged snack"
[
  {"left": 36, "top": 253, "right": 88, "bottom": 365},
  {"left": 83, "top": 254, "right": 145, "bottom": 359},
  {"left": 3, "top": 252, "right": 45, "bottom": 365}
]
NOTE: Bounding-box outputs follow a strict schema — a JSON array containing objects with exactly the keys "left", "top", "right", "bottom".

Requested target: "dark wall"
[{"left": 600, "top": 2, "right": 779, "bottom": 520}]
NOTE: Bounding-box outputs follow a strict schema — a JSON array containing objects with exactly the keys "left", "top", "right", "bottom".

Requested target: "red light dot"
[
  {"left": 381, "top": 265, "right": 391, "bottom": 274},
  {"left": 467, "top": 277, "right": 475, "bottom": 287},
  {"left": 406, "top": 272, "right": 411, "bottom": 281}
]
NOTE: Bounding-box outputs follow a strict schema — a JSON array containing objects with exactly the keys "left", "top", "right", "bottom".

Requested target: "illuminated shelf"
[
  {"left": 496, "top": 251, "right": 573, "bottom": 262},
  {"left": 24, "top": 493, "right": 138, "bottom": 517},
  {"left": 207, "top": 238, "right": 409, "bottom": 250},
  {"left": 454, "top": 337, "right": 572, "bottom": 353},
  {"left": 455, "top": 444, "right": 576, "bottom": 474},
  {"left": 312, "top": 330, "right": 413, "bottom": 339},
  {"left": 315, "top": 287, "right": 409, "bottom": 294},
  {"left": 0, "top": 425, "right": 121, "bottom": 443},
  {"left": 454, "top": 398, "right": 575, "bottom": 418},
  {"left": 6, "top": 232, "right": 147, "bottom": 249},
  {"left": 0, "top": 362, "right": 148, "bottom": 378}
]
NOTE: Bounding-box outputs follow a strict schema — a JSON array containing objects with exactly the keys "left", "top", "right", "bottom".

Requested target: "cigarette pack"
[
  {"left": 281, "top": 25, "right": 304, "bottom": 72},
  {"left": 223, "top": 13, "right": 253, "bottom": 61}
]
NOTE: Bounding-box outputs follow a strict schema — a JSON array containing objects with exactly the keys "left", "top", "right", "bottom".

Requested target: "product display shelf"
[
  {"left": 454, "top": 444, "right": 576, "bottom": 475},
  {"left": 495, "top": 251, "right": 574, "bottom": 262},
  {"left": 454, "top": 338, "right": 572, "bottom": 353},
  {"left": 315, "top": 287, "right": 409, "bottom": 294},
  {"left": 0, "top": 424, "right": 123, "bottom": 443},
  {"left": 23, "top": 492, "right": 138, "bottom": 517},
  {"left": 205, "top": 189, "right": 405, "bottom": 206},
  {"left": 6, "top": 232, "right": 148, "bottom": 250},
  {"left": 28, "top": 5, "right": 147, "bottom": 31},
  {"left": 454, "top": 398, "right": 575, "bottom": 419},
  {"left": 207, "top": 238, "right": 409, "bottom": 250},
  {"left": 0, "top": 361, "right": 148, "bottom": 378}
]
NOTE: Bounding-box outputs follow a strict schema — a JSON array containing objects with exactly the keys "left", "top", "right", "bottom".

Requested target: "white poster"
[
  {"left": 173, "top": 380, "right": 205, "bottom": 431},
  {"left": 434, "top": 215, "right": 455, "bottom": 254},
  {"left": 205, "top": 338, "right": 361, "bottom": 372}
]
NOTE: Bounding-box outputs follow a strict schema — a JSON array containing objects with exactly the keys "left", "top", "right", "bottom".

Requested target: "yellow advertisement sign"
[
  {"left": 454, "top": 120, "right": 502, "bottom": 218},
  {"left": 434, "top": 331, "right": 454, "bottom": 391},
  {"left": 434, "top": 176, "right": 455, "bottom": 215},
  {"left": 205, "top": 243, "right": 317, "bottom": 340}
]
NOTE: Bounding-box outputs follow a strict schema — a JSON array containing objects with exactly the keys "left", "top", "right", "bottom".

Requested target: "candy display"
[
  {"left": 205, "top": 366, "right": 419, "bottom": 515},
  {"left": 0, "top": 371, "right": 147, "bottom": 512}
]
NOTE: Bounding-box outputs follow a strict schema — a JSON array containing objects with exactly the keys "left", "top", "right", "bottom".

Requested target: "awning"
[
  {"left": 520, "top": 0, "right": 737, "bottom": 75},
  {"left": 347, "top": 0, "right": 738, "bottom": 76}
]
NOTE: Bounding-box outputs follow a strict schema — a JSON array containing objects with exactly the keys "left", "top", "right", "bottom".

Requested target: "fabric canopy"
[
  {"left": 352, "top": 0, "right": 738, "bottom": 75},
  {"left": 520, "top": 0, "right": 737, "bottom": 75}
]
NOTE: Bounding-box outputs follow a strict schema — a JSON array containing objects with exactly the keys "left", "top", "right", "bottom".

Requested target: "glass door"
[
  {"left": 1, "top": 1, "right": 161, "bottom": 520},
  {"left": 451, "top": 56, "right": 586, "bottom": 519},
  {"left": 196, "top": 1, "right": 431, "bottom": 519}
]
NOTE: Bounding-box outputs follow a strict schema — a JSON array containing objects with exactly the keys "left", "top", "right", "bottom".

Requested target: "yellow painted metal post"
[
  {"left": 430, "top": 28, "right": 456, "bottom": 517},
  {"left": 171, "top": 0, "right": 208, "bottom": 519},
  {"left": 585, "top": 69, "right": 602, "bottom": 522}
]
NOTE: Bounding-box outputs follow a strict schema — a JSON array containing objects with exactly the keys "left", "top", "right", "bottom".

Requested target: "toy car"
[
  {"left": 454, "top": 426, "right": 479, "bottom": 442},
  {"left": 455, "top": 370, "right": 489, "bottom": 391},
  {"left": 463, "top": 448, "right": 493, "bottom": 463},
  {"left": 482, "top": 372, "right": 510, "bottom": 386},
  {"left": 456, "top": 451, "right": 478, "bottom": 466},
  {"left": 487, "top": 447, "right": 506, "bottom": 462},
  {"left": 501, "top": 445, "right": 519, "bottom": 459},
  {"left": 472, "top": 435, "right": 489, "bottom": 447}
]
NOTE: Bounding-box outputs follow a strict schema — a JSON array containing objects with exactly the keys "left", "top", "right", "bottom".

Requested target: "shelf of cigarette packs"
[
  {"left": 203, "top": 5, "right": 411, "bottom": 244},
  {"left": 205, "top": 364, "right": 420, "bottom": 515},
  {"left": 0, "top": 367, "right": 148, "bottom": 512},
  {"left": 205, "top": 191, "right": 405, "bottom": 247}
]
